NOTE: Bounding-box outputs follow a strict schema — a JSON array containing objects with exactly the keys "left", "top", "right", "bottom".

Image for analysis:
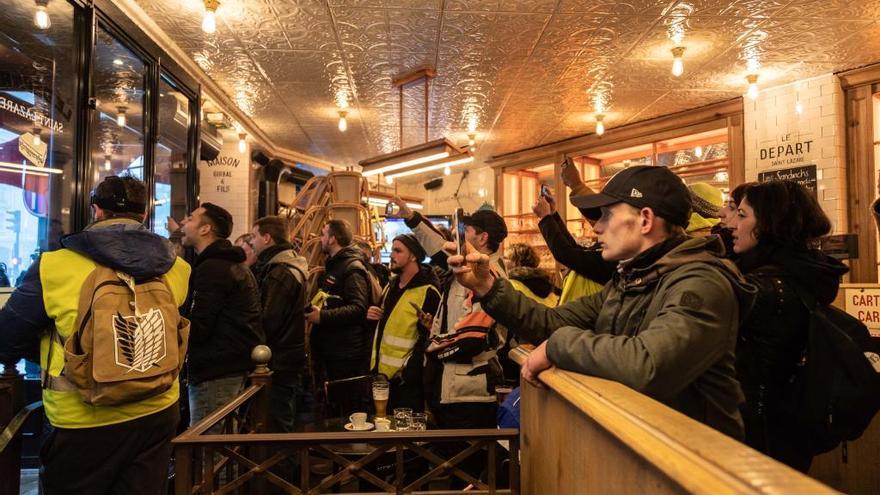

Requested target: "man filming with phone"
[
  {"left": 388, "top": 197, "right": 509, "bottom": 430},
  {"left": 367, "top": 234, "right": 441, "bottom": 412}
]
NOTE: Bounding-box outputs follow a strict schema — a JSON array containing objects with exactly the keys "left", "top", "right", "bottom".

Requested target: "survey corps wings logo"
[{"left": 112, "top": 309, "right": 166, "bottom": 373}]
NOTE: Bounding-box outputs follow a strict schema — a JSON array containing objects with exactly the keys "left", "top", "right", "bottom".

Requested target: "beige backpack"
[{"left": 51, "top": 266, "right": 189, "bottom": 406}]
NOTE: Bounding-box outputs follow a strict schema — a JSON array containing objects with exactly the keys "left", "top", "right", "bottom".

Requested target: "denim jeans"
[
  {"left": 188, "top": 374, "right": 247, "bottom": 431},
  {"left": 268, "top": 371, "right": 302, "bottom": 433}
]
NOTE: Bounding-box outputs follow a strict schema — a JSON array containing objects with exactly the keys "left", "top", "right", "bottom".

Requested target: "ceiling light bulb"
[
  {"left": 34, "top": 0, "right": 50, "bottom": 29},
  {"left": 116, "top": 107, "right": 127, "bottom": 127},
  {"left": 694, "top": 145, "right": 703, "bottom": 158},
  {"left": 595, "top": 114, "right": 605, "bottom": 136},
  {"left": 338, "top": 110, "right": 348, "bottom": 132},
  {"left": 238, "top": 133, "right": 247, "bottom": 153},
  {"left": 467, "top": 133, "right": 476, "bottom": 146},
  {"left": 470, "top": 145, "right": 476, "bottom": 152},
  {"left": 795, "top": 101, "right": 804, "bottom": 115},
  {"left": 202, "top": 0, "right": 219, "bottom": 34},
  {"left": 746, "top": 74, "right": 759, "bottom": 100},
  {"left": 671, "top": 46, "right": 685, "bottom": 77},
  {"left": 444, "top": 166, "right": 451, "bottom": 176},
  {"left": 113, "top": 58, "right": 123, "bottom": 66},
  {"left": 33, "top": 129, "right": 42, "bottom": 146},
  {"left": 104, "top": 156, "right": 112, "bottom": 171}
]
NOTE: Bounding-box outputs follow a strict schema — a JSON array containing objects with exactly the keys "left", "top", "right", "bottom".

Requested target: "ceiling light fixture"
[
  {"left": 34, "top": 0, "right": 50, "bottom": 30},
  {"left": 595, "top": 114, "right": 606, "bottom": 136},
  {"left": 238, "top": 133, "right": 247, "bottom": 153},
  {"left": 103, "top": 155, "right": 112, "bottom": 171},
  {"left": 386, "top": 155, "right": 474, "bottom": 180},
  {"left": 338, "top": 110, "right": 348, "bottom": 132},
  {"left": 444, "top": 166, "right": 451, "bottom": 176},
  {"left": 116, "top": 106, "right": 127, "bottom": 127},
  {"left": 671, "top": 46, "right": 685, "bottom": 77},
  {"left": 202, "top": 0, "right": 220, "bottom": 34},
  {"left": 795, "top": 92, "right": 803, "bottom": 115},
  {"left": 362, "top": 150, "right": 451, "bottom": 177},
  {"left": 385, "top": 175, "right": 394, "bottom": 185},
  {"left": 746, "top": 74, "right": 760, "bottom": 100},
  {"left": 694, "top": 145, "right": 703, "bottom": 159},
  {"left": 112, "top": 58, "right": 124, "bottom": 66},
  {"left": 467, "top": 133, "right": 476, "bottom": 146}
]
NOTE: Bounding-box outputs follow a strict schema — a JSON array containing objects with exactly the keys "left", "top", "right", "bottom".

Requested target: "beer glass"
[{"left": 372, "top": 380, "right": 389, "bottom": 418}]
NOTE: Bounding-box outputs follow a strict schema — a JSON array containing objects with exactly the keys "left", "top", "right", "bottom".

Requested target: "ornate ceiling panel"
[{"left": 134, "top": 0, "right": 880, "bottom": 169}]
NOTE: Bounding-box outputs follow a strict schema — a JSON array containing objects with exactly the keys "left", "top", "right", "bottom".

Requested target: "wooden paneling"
[
  {"left": 510, "top": 347, "right": 837, "bottom": 495},
  {"left": 844, "top": 85, "right": 878, "bottom": 282}
]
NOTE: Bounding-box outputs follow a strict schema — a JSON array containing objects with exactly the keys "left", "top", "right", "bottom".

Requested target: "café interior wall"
[
  {"left": 743, "top": 73, "right": 848, "bottom": 233},
  {"left": 198, "top": 139, "right": 254, "bottom": 241},
  {"left": 421, "top": 165, "right": 496, "bottom": 216}
]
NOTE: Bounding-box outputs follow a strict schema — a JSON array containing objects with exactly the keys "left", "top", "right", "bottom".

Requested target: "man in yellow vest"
[
  {"left": 0, "top": 176, "right": 190, "bottom": 495},
  {"left": 367, "top": 234, "right": 441, "bottom": 411}
]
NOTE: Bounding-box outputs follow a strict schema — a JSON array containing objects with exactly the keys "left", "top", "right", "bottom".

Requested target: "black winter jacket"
[
  {"left": 311, "top": 246, "right": 372, "bottom": 362},
  {"left": 186, "top": 239, "right": 264, "bottom": 384},
  {"left": 735, "top": 245, "right": 848, "bottom": 397},
  {"left": 252, "top": 243, "right": 309, "bottom": 371},
  {"left": 538, "top": 212, "right": 615, "bottom": 285}
]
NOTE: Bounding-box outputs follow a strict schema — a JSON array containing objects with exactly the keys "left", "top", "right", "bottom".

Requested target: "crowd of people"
[{"left": 0, "top": 164, "right": 851, "bottom": 493}]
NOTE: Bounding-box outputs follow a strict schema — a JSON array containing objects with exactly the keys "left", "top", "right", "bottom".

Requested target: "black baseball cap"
[
  {"left": 463, "top": 209, "right": 508, "bottom": 246},
  {"left": 571, "top": 166, "right": 691, "bottom": 227}
]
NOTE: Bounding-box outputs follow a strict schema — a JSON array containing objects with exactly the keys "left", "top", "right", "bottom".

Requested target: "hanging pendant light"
[
  {"left": 34, "top": 0, "right": 50, "bottom": 29},
  {"left": 202, "top": 0, "right": 220, "bottom": 34}
]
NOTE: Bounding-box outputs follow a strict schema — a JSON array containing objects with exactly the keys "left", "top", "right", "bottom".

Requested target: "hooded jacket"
[
  {"left": 735, "top": 245, "right": 848, "bottom": 395},
  {"left": 186, "top": 239, "right": 264, "bottom": 384},
  {"left": 508, "top": 266, "right": 558, "bottom": 307},
  {"left": 310, "top": 245, "right": 372, "bottom": 362},
  {"left": 0, "top": 218, "right": 190, "bottom": 428},
  {"left": 252, "top": 243, "right": 309, "bottom": 371},
  {"left": 481, "top": 235, "right": 756, "bottom": 439}
]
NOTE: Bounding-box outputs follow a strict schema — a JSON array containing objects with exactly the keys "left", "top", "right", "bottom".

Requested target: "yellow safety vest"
[
  {"left": 558, "top": 271, "right": 603, "bottom": 305},
  {"left": 509, "top": 279, "right": 558, "bottom": 307},
  {"left": 370, "top": 283, "right": 440, "bottom": 380},
  {"left": 39, "top": 249, "right": 190, "bottom": 428}
]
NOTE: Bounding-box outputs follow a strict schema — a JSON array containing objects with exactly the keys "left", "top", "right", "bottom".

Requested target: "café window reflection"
[
  {"left": 88, "top": 25, "right": 146, "bottom": 212},
  {"left": 153, "top": 74, "right": 191, "bottom": 238},
  {"left": 0, "top": 0, "right": 77, "bottom": 287}
]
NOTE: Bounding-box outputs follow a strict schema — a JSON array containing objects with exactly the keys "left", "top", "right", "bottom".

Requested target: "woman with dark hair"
[
  {"left": 712, "top": 182, "right": 754, "bottom": 257},
  {"left": 729, "top": 180, "right": 848, "bottom": 472}
]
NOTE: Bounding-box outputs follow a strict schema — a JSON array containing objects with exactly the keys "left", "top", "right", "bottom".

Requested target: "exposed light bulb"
[
  {"left": 238, "top": 133, "right": 247, "bottom": 153},
  {"left": 467, "top": 133, "right": 476, "bottom": 146},
  {"left": 671, "top": 46, "right": 685, "bottom": 77},
  {"left": 595, "top": 114, "right": 605, "bottom": 136},
  {"left": 338, "top": 110, "right": 348, "bottom": 132},
  {"left": 116, "top": 107, "right": 127, "bottom": 127},
  {"left": 202, "top": 9, "right": 217, "bottom": 34},
  {"left": 444, "top": 166, "right": 451, "bottom": 176},
  {"left": 746, "top": 74, "right": 759, "bottom": 100},
  {"left": 795, "top": 101, "right": 804, "bottom": 115},
  {"left": 104, "top": 156, "right": 112, "bottom": 171},
  {"left": 34, "top": 1, "right": 50, "bottom": 30},
  {"left": 694, "top": 145, "right": 703, "bottom": 158},
  {"left": 469, "top": 145, "right": 476, "bottom": 152},
  {"left": 33, "top": 129, "right": 42, "bottom": 146}
]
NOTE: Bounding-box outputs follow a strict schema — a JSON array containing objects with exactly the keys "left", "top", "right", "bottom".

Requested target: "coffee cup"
[
  {"left": 349, "top": 412, "right": 368, "bottom": 429},
  {"left": 374, "top": 417, "right": 391, "bottom": 431}
]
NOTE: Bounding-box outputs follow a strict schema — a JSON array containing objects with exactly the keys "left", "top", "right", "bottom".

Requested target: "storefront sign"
[
  {"left": 204, "top": 155, "right": 240, "bottom": 193},
  {"left": 18, "top": 132, "right": 47, "bottom": 167},
  {"left": 844, "top": 288, "right": 880, "bottom": 337},
  {"left": 0, "top": 96, "right": 64, "bottom": 133},
  {"left": 758, "top": 132, "right": 813, "bottom": 167},
  {"left": 757, "top": 164, "right": 817, "bottom": 196}
]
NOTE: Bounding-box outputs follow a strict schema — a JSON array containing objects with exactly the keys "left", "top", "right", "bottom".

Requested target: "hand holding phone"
[
  {"left": 454, "top": 208, "right": 467, "bottom": 255},
  {"left": 540, "top": 183, "right": 551, "bottom": 199}
]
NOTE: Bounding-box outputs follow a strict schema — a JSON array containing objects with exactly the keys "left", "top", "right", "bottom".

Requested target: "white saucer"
[{"left": 344, "top": 422, "right": 374, "bottom": 431}]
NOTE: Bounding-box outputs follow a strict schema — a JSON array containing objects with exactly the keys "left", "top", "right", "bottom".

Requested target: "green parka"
[{"left": 481, "top": 236, "right": 756, "bottom": 439}]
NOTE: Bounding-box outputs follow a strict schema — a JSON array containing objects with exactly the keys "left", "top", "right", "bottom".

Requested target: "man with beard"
[
  {"left": 180, "top": 203, "right": 263, "bottom": 427},
  {"left": 250, "top": 216, "right": 309, "bottom": 432},
  {"left": 308, "top": 220, "right": 372, "bottom": 402},
  {"left": 367, "top": 234, "right": 441, "bottom": 411}
]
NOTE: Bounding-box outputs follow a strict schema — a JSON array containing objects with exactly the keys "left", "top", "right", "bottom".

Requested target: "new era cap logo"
[{"left": 630, "top": 188, "right": 643, "bottom": 198}]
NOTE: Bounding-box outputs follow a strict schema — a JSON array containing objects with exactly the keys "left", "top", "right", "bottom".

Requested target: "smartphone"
[
  {"left": 454, "top": 208, "right": 466, "bottom": 255},
  {"left": 561, "top": 156, "right": 575, "bottom": 171},
  {"left": 540, "top": 183, "right": 551, "bottom": 198},
  {"left": 409, "top": 301, "right": 425, "bottom": 315},
  {"left": 385, "top": 202, "right": 398, "bottom": 217}
]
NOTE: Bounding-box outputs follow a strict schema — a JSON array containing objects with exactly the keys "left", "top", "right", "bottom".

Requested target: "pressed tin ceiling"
[{"left": 132, "top": 0, "right": 880, "bottom": 170}]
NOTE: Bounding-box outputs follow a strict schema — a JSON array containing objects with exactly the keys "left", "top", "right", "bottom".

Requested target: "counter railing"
[{"left": 509, "top": 346, "right": 837, "bottom": 494}]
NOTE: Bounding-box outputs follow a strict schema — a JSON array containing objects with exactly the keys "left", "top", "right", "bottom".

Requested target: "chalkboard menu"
[{"left": 757, "top": 164, "right": 817, "bottom": 197}]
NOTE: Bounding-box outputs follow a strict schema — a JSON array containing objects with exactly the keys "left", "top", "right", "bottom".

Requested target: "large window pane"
[
  {"left": 0, "top": 0, "right": 77, "bottom": 287},
  {"left": 88, "top": 26, "right": 145, "bottom": 212},
  {"left": 153, "top": 75, "right": 190, "bottom": 237}
]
